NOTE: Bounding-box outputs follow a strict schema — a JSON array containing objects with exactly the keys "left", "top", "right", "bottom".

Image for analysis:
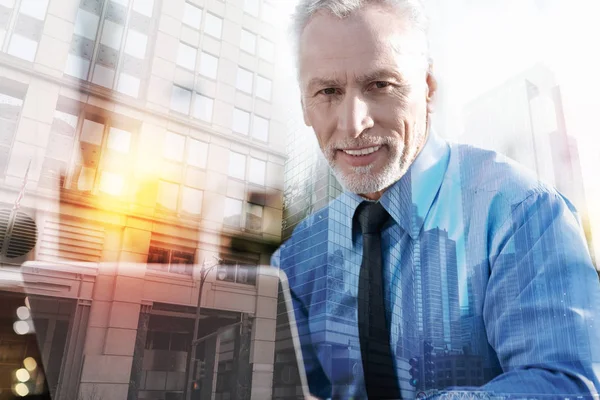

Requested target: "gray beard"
[
  {"left": 325, "top": 118, "right": 429, "bottom": 196},
  {"left": 327, "top": 140, "right": 411, "bottom": 195},
  {"left": 331, "top": 157, "right": 404, "bottom": 194}
]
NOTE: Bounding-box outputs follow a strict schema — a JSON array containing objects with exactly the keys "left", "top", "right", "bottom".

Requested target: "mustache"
[{"left": 323, "top": 136, "right": 394, "bottom": 155}]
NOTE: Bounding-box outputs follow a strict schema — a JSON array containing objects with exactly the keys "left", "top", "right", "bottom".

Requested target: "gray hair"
[{"left": 291, "top": 0, "right": 430, "bottom": 60}]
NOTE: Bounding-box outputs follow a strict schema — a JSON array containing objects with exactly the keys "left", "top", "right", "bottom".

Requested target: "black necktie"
[{"left": 355, "top": 202, "right": 402, "bottom": 399}]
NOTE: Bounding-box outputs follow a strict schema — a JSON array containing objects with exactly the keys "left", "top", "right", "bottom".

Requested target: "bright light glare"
[
  {"left": 99, "top": 172, "right": 124, "bottom": 196},
  {"left": 16, "top": 306, "right": 30, "bottom": 320},
  {"left": 107, "top": 127, "right": 131, "bottom": 153},
  {"left": 23, "top": 357, "right": 37, "bottom": 371},
  {"left": 13, "top": 321, "right": 29, "bottom": 335},
  {"left": 13, "top": 383, "right": 29, "bottom": 397},
  {"left": 15, "top": 368, "right": 30, "bottom": 382}
]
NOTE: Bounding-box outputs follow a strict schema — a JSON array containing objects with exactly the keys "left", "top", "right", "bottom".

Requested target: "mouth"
[
  {"left": 340, "top": 145, "right": 382, "bottom": 156},
  {"left": 336, "top": 145, "right": 385, "bottom": 168}
]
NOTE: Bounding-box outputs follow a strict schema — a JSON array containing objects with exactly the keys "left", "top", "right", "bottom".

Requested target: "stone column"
[
  {"left": 78, "top": 224, "right": 150, "bottom": 399},
  {"left": 54, "top": 299, "right": 91, "bottom": 400},
  {"left": 249, "top": 269, "right": 278, "bottom": 399},
  {"left": 127, "top": 302, "right": 152, "bottom": 400},
  {"left": 198, "top": 335, "right": 219, "bottom": 400},
  {"left": 231, "top": 313, "right": 252, "bottom": 400}
]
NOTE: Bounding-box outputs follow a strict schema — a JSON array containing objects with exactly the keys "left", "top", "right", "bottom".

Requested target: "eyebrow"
[
  {"left": 306, "top": 77, "right": 343, "bottom": 92},
  {"left": 306, "top": 69, "right": 403, "bottom": 92}
]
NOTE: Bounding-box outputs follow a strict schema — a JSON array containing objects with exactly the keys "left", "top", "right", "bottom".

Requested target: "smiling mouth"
[{"left": 340, "top": 146, "right": 382, "bottom": 156}]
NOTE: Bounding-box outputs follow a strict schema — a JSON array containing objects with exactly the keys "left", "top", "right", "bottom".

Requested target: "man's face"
[{"left": 298, "top": 4, "right": 436, "bottom": 200}]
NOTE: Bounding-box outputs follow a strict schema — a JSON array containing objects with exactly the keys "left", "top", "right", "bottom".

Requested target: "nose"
[{"left": 337, "top": 93, "right": 374, "bottom": 138}]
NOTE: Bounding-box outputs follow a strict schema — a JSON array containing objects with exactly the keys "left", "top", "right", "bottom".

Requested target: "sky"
[{"left": 431, "top": 0, "right": 600, "bottom": 260}]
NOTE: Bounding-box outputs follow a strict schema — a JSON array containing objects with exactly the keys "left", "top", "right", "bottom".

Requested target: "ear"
[
  {"left": 425, "top": 61, "right": 437, "bottom": 114},
  {"left": 301, "top": 97, "right": 312, "bottom": 127}
]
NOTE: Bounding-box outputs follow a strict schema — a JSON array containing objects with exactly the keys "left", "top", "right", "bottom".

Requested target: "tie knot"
[{"left": 355, "top": 201, "right": 390, "bottom": 234}]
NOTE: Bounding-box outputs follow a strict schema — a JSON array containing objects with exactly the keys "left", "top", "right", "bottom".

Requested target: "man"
[{"left": 273, "top": 0, "right": 600, "bottom": 398}]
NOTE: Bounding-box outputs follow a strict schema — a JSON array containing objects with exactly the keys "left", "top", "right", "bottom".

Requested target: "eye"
[
  {"left": 319, "top": 88, "right": 338, "bottom": 96},
  {"left": 373, "top": 81, "right": 391, "bottom": 89}
]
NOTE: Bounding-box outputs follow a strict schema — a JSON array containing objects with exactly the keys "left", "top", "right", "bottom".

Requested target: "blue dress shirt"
[{"left": 273, "top": 130, "right": 600, "bottom": 399}]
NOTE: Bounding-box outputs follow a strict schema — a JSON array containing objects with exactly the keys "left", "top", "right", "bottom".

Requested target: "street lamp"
[{"left": 184, "top": 255, "right": 222, "bottom": 400}]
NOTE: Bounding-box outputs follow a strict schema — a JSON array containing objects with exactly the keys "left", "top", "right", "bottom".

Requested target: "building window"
[
  {"left": 0, "top": 0, "right": 49, "bottom": 62},
  {"left": 187, "top": 138, "right": 208, "bottom": 169},
  {"left": 170, "top": 85, "right": 192, "bottom": 114},
  {"left": 236, "top": 264, "right": 257, "bottom": 285},
  {"left": 0, "top": 81, "right": 26, "bottom": 178},
  {"left": 18, "top": 0, "right": 50, "bottom": 20},
  {"left": 224, "top": 197, "right": 243, "bottom": 227},
  {"left": 147, "top": 245, "right": 195, "bottom": 276},
  {"left": 157, "top": 180, "right": 179, "bottom": 210},
  {"left": 251, "top": 115, "right": 269, "bottom": 141},
  {"left": 181, "top": 186, "right": 203, "bottom": 215},
  {"left": 182, "top": 2, "right": 202, "bottom": 29},
  {"left": 39, "top": 110, "right": 76, "bottom": 189},
  {"left": 163, "top": 131, "right": 186, "bottom": 162},
  {"left": 192, "top": 93, "right": 213, "bottom": 122},
  {"left": 216, "top": 263, "right": 235, "bottom": 282},
  {"left": 259, "top": 38, "right": 274, "bottom": 63},
  {"left": 243, "top": 0, "right": 259, "bottom": 17},
  {"left": 124, "top": 29, "right": 148, "bottom": 59},
  {"left": 117, "top": 72, "right": 141, "bottom": 97},
  {"left": 99, "top": 19, "right": 123, "bottom": 50},
  {"left": 145, "top": 329, "right": 192, "bottom": 351},
  {"left": 228, "top": 151, "right": 246, "bottom": 180},
  {"left": 248, "top": 158, "right": 265, "bottom": 186},
  {"left": 245, "top": 203, "right": 263, "bottom": 231},
  {"left": 99, "top": 170, "right": 124, "bottom": 195},
  {"left": 240, "top": 29, "right": 256, "bottom": 54},
  {"left": 73, "top": 7, "right": 99, "bottom": 40},
  {"left": 176, "top": 41, "right": 197, "bottom": 70},
  {"left": 256, "top": 76, "right": 272, "bottom": 101},
  {"left": 236, "top": 67, "right": 253, "bottom": 94},
  {"left": 107, "top": 126, "right": 131, "bottom": 153},
  {"left": 281, "top": 365, "right": 298, "bottom": 385},
  {"left": 199, "top": 52, "right": 218, "bottom": 79},
  {"left": 156, "top": 179, "right": 204, "bottom": 216},
  {"left": 65, "top": 0, "right": 157, "bottom": 98},
  {"left": 158, "top": 133, "right": 206, "bottom": 215},
  {"left": 133, "top": 0, "right": 154, "bottom": 17},
  {"left": 203, "top": 13, "right": 222, "bottom": 39},
  {"left": 217, "top": 261, "right": 257, "bottom": 285},
  {"left": 261, "top": 2, "right": 277, "bottom": 25},
  {"left": 232, "top": 108, "right": 250, "bottom": 135},
  {"left": 62, "top": 109, "right": 136, "bottom": 196}
]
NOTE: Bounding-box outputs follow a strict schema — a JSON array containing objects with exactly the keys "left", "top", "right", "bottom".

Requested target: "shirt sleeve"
[{"left": 479, "top": 189, "right": 600, "bottom": 395}]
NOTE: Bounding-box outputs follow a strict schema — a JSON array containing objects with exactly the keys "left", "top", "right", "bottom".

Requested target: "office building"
[{"left": 0, "top": 0, "right": 292, "bottom": 398}]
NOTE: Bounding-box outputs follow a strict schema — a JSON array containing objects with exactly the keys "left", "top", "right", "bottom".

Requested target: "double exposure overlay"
[{"left": 0, "top": 0, "right": 599, "bottom": 399}]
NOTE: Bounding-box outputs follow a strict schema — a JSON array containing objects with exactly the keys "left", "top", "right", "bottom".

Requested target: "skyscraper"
[
  {"left": 462, "top": 64, "right": 593, "bottom": 261},
  {"left": 419, "top": 227, "right": 461, "bottom": 352}
]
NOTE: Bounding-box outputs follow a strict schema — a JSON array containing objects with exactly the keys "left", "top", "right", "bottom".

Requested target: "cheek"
[
  {"left": 386, "top": 98, "right": 425, "bottom": 131},
  {"left": 306, "top": 109, "right": 336, "bottom": 145}
]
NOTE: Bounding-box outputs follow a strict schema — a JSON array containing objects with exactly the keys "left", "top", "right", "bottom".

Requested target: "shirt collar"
[{"left": 339, "top": 129, "right": 451, "bottom": 240}]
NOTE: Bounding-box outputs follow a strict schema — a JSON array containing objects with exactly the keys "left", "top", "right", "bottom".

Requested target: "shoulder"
[
  {"left": 447, "top": 142, "right": 583, "bottom": 255},
  {"left": 451, "top": 142, "right": 550, "bottom": 201},
  {"left": 446, "top": 142, "right": 572, "bottom": 217}
]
